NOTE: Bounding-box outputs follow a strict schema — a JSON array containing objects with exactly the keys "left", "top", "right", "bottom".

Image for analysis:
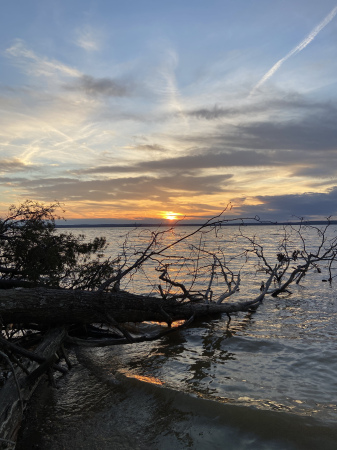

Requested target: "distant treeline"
[{"left": 56, "top": 221, "right": 337, "bottom": 229}]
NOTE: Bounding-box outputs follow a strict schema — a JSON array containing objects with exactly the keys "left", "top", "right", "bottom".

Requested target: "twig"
[{"left": 0, "top": 336, "right": 67, "bottom": 374}]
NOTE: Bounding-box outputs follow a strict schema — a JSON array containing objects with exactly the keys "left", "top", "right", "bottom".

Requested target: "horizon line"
[{"left": 55, "top": 219, "right": 337, "bottom": 228}]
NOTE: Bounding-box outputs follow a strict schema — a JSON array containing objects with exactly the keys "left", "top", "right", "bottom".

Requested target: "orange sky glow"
[{"left": 1, "top": 2, "right": 337, "bottom": 223}]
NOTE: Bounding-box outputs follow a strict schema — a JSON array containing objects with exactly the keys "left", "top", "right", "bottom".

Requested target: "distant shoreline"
[{"left": 56, "top": 220, "right": 337, "bottom": 228}]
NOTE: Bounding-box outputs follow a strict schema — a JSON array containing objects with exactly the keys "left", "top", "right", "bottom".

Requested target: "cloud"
[
  {"left": 139, "top": 151, "right": 272, "bottom": 170},
  {"left": 291, "top": 165, "right": 337, "bottom": 178},
  {"left": 74, "top": 27, "right": 101, "bottom": 52},
  {"left": 0, "top": 158, "right": 30, "bottom": 173},
  {"left": 187, "top": 104, "right": 240, "bottom": 120},
  {"left": 181, "top": 96, "right": 337, "bottom": 158},
  {"left": 13, "top": 173, "right": 232, "bottom": 204},
  {"left": 75, "top": 92, "right": 337, "bottom": 183},
  {"left": 152, "top": 48, "right": 186, "bottom": 117},
  {"left": 0, "top": 176, "right": 26, "bottom": 183},
  {"left": 186, "top": 94, "right": 337, "bottom": 120},
  {"left": 2, "top": 34, "right": 337, "bottom": 221},
  {"left": 63, "top": 75, "right": 133, "bottom": 97},
  {"left": 251, "top": 5, "right": 337, "bottom": 94},
  {"left": 5, "top": 40, "right": 81, "bottom": 78},
  {"left": 234, "top": 119, "right": 337, "bottom": 152},
  {"left": 131, "top": 144, "right": 169, "bottom": 153},
  {"left": 22, "top": 177, "right": 78, "bottom": 187},
  {"left": 76, "top": 150, "right": 275, "bottom": 176},
  {"left": 250, "top": 186, "right": 337, "bottom": 218},
  {"left": 4, "top": 171, "right": 337, "bottom": 220}
]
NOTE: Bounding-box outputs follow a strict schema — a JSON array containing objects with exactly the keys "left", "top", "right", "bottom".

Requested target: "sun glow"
[{"left": 163, "top": 211, "right": 179, "bottom": 221}]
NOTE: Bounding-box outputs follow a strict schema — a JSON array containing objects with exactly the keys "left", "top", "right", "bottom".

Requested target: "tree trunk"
[{"left": 0, "top": 288, "right": 259, "bottom": 326}]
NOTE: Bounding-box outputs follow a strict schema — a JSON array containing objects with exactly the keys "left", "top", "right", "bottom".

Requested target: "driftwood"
[{"left": 0, "top": 287, "right": 269, "bottom": 327}]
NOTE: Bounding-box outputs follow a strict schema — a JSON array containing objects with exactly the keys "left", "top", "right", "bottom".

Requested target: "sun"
[{"left": 164, "top": 212, "right": 178, "bottom": 221}]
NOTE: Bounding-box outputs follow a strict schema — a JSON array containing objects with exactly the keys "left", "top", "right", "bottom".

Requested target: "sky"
[{"left": 1, "top": 0, "right": 337, "bottom": 223}]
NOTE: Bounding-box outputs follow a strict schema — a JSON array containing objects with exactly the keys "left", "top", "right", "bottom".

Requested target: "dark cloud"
[
  {"left": 187, "top": 95, "right": 337, "bottom": 121},
  {"left": 291, "top": 166, "right": 337, "bottom": 178},
  {"left": 79, "top": 151, "right": 276, "bottom": 175},
  {"left": 77, "top": 145, "right": 337, "bottom": 184},
  {"left": 17, "top": 173, "right": 232, "bottom": 204},
  {"left": 0, "top": 176, "right": 26, "bottom": 183},
  {"left": 179, "top": 116, "right": 337, "bottom": 155},
  {"left": 188, "top": 104, "right": 241, "bottom": 120},
  {"left": 63, "top": 75, "right": 134, "bottom": 97},
  {"left": 235, "top": 119, "right": 337, "bottom": 152},
  {"left": 241, "top": 187, "right": 337, "bottom": 219},
  {"left": 184, "top": 95, "right": 337, "bottom": 161},
  {"left": 139, "top": 151, "right": 275, "bottom": 171},
  {"left": 75, "top": 165, "right": 135, "bottom": 174},
  {"left": 0, "top": 158, "right": 29, "bottom": 173},
  {"left": 78, "top": 148, "right": 337, "bottom": 178}
]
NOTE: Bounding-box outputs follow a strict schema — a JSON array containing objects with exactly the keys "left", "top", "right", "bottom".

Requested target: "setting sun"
[{"left": 164, "top": 212, "right": 178, "bottom": 221}]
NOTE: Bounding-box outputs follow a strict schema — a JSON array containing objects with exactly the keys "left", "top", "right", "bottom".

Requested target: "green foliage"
[{"left": 0, "top": 200, "right": 116, "bottom": 290}]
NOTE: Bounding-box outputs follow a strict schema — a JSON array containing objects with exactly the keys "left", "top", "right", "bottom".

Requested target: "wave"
[
  {"left": 111, "top": 371, "right": 337, "bottom": 450},
  {"left": 17, "top": 348, "right": 337, "bottom": 450}
]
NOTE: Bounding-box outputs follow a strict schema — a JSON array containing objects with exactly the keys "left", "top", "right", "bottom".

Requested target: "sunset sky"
[{"left": 1, "top": 0, "right": 337, "bottom": 223}]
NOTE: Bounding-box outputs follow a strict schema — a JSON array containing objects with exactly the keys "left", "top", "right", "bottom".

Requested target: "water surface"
[{"left": 17, "top": 225, "right": 337, "bottom": 449}]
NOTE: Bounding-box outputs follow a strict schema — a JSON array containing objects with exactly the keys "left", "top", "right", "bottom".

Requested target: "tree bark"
[{"left": 0, "top": 287, "right": 260, "bottom": 326}]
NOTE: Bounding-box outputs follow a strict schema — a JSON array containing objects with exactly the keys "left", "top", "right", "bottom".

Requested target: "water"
[{"left": 17, "top": 225, "right": 337, "bottom": 449}]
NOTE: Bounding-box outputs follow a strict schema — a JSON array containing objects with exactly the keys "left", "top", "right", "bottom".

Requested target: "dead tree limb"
[
  {"left": 0, "top": 327, "right": 66, "bottom": 444},
  {"left": 0, "top": 286, "right": 271, "bottom": 328}
]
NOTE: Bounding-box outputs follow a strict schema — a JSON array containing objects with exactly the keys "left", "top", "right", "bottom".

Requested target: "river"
[{"left": 16, "top": 225, "right": 337, "bottom": 449}]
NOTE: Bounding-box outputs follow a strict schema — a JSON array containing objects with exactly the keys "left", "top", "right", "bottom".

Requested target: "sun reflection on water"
[{"left": 124, "top": 374, "right": 164, "bottom": 385}]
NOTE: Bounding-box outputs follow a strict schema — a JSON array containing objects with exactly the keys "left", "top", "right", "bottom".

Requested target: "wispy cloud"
[
  {"left": 5, "top": 40, "right": 81, "bottom": 79},
  {"left": 251, "top": 5, "right": 337, "bottom": 94},
  {"left": 74, "top": 26, "right": 101, "bottom": 52},
  {"left": 153, "top": 48, "right": 187, "bottom": 119}
]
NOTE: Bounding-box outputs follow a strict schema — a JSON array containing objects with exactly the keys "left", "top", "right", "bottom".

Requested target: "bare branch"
[{"left": 66, "top": 314, "right": 195, "bottom": 347}]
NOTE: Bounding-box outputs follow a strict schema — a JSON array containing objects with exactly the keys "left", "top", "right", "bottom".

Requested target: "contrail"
[{"left": 250, "top": 5, "right": 337, "bottom": 95}]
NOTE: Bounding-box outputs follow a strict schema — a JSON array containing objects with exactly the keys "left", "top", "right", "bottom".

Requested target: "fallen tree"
[
  {"left": 1, "top": 201, "right": 337, "bottom": 444},
  {"left": 0, "top": 282, "right": 273, "bottom": 341},
  {"left": 1, "top": 201, "right": 337, "bottom": 333},
  {"left": 1, "top": 202, "right": 337, "bottom": 345}
]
